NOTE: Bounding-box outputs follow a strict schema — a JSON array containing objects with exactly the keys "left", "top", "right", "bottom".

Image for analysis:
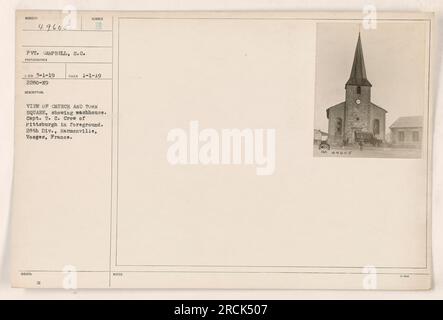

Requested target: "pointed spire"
[{"left": 346, "top": 33, "right": 372, "bottom": 87}]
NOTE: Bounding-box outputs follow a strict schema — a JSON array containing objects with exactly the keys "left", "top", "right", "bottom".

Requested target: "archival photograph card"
[{"left": 11, "top": 11, "right": 434, "bottom": 289}]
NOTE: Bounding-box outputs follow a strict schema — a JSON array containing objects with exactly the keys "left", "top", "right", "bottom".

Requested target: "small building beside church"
[
  {"left": 314, "top": 129, "right": 328, "bottom": 145},
  {"left": 326, "top": 34, "right": 387, "bottom": 146},
  {"left": 390, "top": 116, "right": 423, "bottom": 148}
]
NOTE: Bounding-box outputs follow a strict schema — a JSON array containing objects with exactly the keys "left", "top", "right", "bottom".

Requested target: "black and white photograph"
[{"left": 314, "top": 23, "right": 429, "bottom": 159}]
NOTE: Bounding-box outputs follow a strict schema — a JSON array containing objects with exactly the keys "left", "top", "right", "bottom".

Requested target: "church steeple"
[{"left": 346, "top": 33, "right": 372, "bottom": 87}]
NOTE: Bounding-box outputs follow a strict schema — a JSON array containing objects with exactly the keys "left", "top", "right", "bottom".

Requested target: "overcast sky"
[{"left": 314, "top": 22, "right": 428, "bottom": 133}]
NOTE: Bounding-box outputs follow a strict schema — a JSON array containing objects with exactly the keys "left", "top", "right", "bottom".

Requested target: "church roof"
[
  {"left": 326, "top": 101, "right": 345, "bottom": 119},
  {"left": 390, "top": 116, "right": 423, "bottom": 128},
  {"left": 346, "top": 33, "right": 372, "bottom": 87},
  {"left": 370, "top": 102, "right": 388, "bottom": 114},
  {"left": 326, "top": 101, "right": 388, "bottom": 118}
]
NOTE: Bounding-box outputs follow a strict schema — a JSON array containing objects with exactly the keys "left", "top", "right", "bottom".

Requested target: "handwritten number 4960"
[{"left": 38, "top": 24, "right": 65, "bottom": 31}]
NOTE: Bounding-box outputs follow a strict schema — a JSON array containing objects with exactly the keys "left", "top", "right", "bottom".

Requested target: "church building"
[{"left": 326, "top": 34, "right": 387, "bottom": 145}]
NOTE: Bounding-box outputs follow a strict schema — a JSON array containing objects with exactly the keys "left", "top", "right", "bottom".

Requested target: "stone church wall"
[
  {"left": 327, "top": 104, "right": 345, "bottom": 144},
  {"left": 369, "top": 106, "right": 386, "bottom": 141}
]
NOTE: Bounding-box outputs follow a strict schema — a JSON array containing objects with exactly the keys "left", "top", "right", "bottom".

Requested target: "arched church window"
[
  {"left": 373, "top": 119, "right": 380, "bottom": 135},
  {"left": 357, "top": 86, "right": 361, "bottom": 94},
  {"left": 335, "top": 118, "right": 342, "bottom": 136}
]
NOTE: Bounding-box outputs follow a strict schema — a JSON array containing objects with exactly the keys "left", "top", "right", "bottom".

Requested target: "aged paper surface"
[{"left": 11, "top": 10, "right": 434, "bottom": 289}]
